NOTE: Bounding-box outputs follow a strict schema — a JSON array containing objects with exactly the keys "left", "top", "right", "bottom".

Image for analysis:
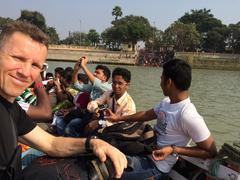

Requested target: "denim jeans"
[
  {"left": 55, "top": 115, "right": 66, "bottom": 135},
  {"left": 120, "top": 156, "right": 169, "bottom": 180},
  {"left": 64, "top": 111, "right": 92, "bottom": 137},
  {"left": 64, "top": 117, "right": 84, "bottom": 137}
]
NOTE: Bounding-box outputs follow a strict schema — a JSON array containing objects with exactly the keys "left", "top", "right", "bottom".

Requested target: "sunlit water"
[{"left": 47, "top": 61, "right": 240, "bottom": 148}]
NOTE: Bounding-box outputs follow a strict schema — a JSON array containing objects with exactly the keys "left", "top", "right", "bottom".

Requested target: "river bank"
[{"left": 47, "top": 45, "right": 240, "bottom": 70}]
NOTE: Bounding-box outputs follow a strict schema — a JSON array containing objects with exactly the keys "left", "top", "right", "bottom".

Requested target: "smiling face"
[{"left": 0, "top": 32, "right": 47, "bottom": 102}]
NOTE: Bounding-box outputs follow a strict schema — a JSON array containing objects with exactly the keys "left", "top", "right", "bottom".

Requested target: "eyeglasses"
[{"left": 112, "top": 81, "right": 128, "bottom": 86}]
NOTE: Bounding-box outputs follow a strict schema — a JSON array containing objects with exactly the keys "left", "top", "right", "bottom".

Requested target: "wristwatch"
[
  {"left": 85, "top": 136, "right": 98, "bottom": 153},
  {"left": 171, "top": 145, "right": 178, "bottom": 157}
]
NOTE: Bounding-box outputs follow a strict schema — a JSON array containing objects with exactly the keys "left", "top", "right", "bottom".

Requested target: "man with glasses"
[{"left": 84, "top": 67, "right": 136, "bottom": 134}]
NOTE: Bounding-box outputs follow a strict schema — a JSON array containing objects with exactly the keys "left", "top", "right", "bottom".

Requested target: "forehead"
[
  {"left": 1, "top": 32, "right": 47, "bottom": 63},
  {"left": 95, "top": 68, "right": 104, "bottom": 73},
  {"left": 113, "top": 75, "right": 127, "bottom": 82}
]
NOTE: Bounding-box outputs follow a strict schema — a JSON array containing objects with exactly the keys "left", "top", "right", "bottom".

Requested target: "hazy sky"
[{"left": 1, "top": 0, "right": 240, "bottom": 39}]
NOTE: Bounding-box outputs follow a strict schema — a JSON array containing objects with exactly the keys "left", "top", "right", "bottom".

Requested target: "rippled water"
[{"left": 47, "top": 61, "right": 240, "bottom": 148}]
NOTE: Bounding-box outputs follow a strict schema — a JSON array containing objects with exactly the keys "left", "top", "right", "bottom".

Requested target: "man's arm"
[
  {"left": 80, "top": 56, "right": 96, "bottom": 83},
  {"left": 21, "top": 126, "right": 127, "bottom": 178},
  {"left": 106, "top": 108, "right": 157, "bottom": 122},
  {"left": 27, "top": 76, "right": 52, "bottom": 122},
  {"left": 152, "top": 135, "right": 217, "bottom": 160},
  {"left": 72, "top": 61, "right": 81, "bottom": 84},
  {"left": 87, "top": 91, "right": 109, "bottom": 113}
]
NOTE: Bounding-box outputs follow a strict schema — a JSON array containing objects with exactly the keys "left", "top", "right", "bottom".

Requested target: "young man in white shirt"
[
  {"left": 84, "top": 67, "right": 136, "bottom": 134},
  {"left": 65, "top": 67, "right": 136, "bottom": 136},
  {"left": 106, "top": 59, "right": 217, "bottom": 180}
]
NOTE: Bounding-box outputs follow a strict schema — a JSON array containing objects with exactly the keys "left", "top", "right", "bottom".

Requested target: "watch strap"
[{"left": 85, "top": 136, "right": 98, "bottom": 153}]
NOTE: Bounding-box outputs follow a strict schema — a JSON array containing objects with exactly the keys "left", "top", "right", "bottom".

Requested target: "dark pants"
[{"left": 121, "top": 156, "right": 169, "bottom": 180}]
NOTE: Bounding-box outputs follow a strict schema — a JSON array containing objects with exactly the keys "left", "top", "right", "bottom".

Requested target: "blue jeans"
[
  {"left": 64, "top": 117, "right": 84, "bottom": 137},
  {"left": 55, "top": 116, "right": 67, "bottom": 135},
  {"left": 121, "top": 156, "right": 169, "bottom": 180},
  {"left": 64, "top": 111, "right": 92, "bottom": 137}
]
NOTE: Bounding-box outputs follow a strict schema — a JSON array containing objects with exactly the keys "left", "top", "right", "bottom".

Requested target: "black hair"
[
  {"left": 54, "top": 67, "right": 64, "bottom": 75},
  {"left": 162, "top": 58, "right": 191, "bottom": 91},
  {"left": 0, "top": 21, "right": 49, "bottom": 49},
  {"left": 78, "top": 73, "right": 89, "bottom": 84},
  {"left": 65, "top": 66, "right": 74, "bottom": 73},
  {"left": 62, "top": 68, "right": 73, "bottom": 84},
  {"left": 95, "top": 65, "right": 111, "bottom": 81},
  {"left": 46, "top": 72, "right": 53, "bottom": 79},
  {"left": 112, "top": 67, "right": 131, "bottom": 83}
]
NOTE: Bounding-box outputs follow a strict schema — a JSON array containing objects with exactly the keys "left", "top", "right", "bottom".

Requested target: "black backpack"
[{"left": 97, "top": 121, "right": 156, "bottom": 155}]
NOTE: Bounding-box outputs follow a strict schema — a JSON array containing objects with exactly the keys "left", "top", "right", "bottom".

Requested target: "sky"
[{"left": 1, "top": 0, "right": 240, "bottom": 39}]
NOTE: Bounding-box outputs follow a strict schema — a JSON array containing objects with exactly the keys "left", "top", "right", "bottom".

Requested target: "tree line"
[{"left": 1, "top": 7, "right": 240, "bottom": 54}]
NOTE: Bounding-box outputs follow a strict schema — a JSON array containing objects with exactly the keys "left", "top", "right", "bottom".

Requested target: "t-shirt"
[
  {"left": 73, "top": 78, "right": 112, "bottom": 100},
  {"left": 0, "top": 95, "right": 36, "bottom": 167},
  {"left": 152, "top": 97, "right": 210, "bottom": 173}
]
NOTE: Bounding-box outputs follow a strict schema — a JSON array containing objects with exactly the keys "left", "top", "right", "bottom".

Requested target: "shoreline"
[{"left": 47, "top": 46, "right": 240, "bottom": 71}]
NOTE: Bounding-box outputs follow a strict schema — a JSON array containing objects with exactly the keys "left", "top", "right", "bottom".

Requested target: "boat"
[{"left": 169, "top": 142, "right": 240, "bottom": 180}]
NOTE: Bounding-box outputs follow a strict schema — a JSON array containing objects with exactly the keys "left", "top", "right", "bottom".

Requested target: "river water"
[{"left": 47, "top": 61, "right": 240, "bottom": 148}]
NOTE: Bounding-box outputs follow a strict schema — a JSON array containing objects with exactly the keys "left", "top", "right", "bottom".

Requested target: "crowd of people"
[
  {"left": 0, "top": 21, "right": 217, "bottom": 180},
  {"left": 137, "top": 49, "right": 175, "bottom": 67}
]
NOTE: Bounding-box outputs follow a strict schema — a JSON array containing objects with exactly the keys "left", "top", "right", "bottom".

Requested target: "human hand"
[
  {"left": 105, "top": 109, "right": 120, "bottom": 122},
  {"left": 53, "top": 77, "right": 61, "bottom": 86},
  {"left": 79, "top": 56, "right": 88, "bottom": 67},
  {"left": 91, "top": 139, "right": 127, "bottom": 178},
  {"left": 152, "top": 146, "right": 173, "bottom": 161}
]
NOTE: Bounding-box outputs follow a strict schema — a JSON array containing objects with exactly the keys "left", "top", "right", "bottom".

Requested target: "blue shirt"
[{"left": 73, "top": 78, "right": 112, "bottom": 100}]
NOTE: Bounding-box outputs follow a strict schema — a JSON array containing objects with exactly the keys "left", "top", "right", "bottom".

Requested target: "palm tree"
[{"left": 112, "top": 6, "right": 123, "bottom": 21}]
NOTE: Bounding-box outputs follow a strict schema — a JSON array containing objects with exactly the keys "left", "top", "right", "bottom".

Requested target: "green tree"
[
  {"left": 112, "top": 6, "right": 123, "bottom": 21},
  {"left": 61, "top": 31, "right": 89, "bottom": 46},
  {"left": 145, "top": 26, "right": 164, "bottom": 51},
  {"left": 163, "top": 22, "right": 201, "bottom": 51},
  {"left": 226, "top": 23, "right": 240, "bottom": 53},
  {"left": 87, "top": 29, "right": 100, "bottom": 46},
  {"left": 101, "top": 27, "right": 123, "bottom": 50},
  {"left": 18, "top": 10, "right": 47, "bottom": 32},
  {"left": 114, "top": 15, "right": 152, "bottom": 51},
  {"left": 0, "top": 17, "right": 14, "bottom": 30},
  {"left": 46, "top": 27, "right": 59, "bottom": 44},
  {"left": 179, "top": 8, "right": 223, "bottom": 34},
  {"left": 204, "top": 26, "right": 227, "bottom": 52},
  {"left": 179, "top": 9, "right": 227, "bottom": 52}
]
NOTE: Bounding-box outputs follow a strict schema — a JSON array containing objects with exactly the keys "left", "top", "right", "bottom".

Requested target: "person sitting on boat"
[
  {"left": 65, "top": 67, "right": 136, "bottom": 137},
  {"left": 16, "top": 74, "right": 52, "bottom": 122},
  {"left": 72, "top": 56, "right": 112, "bottom": 101},
  {"left": 45, "top": 67, "right": 64, "bottom": 106},
  {"left": 49, "top": 73, "right": 90, "bottom": 135},
  {"left": 54, "top": 58, "right": 112, "bottom": 136},
  {"left": 106, "top": 59, "right": 217, "bottom": 180},
  {"left": 0, "top": 21, "right": 127, "bottom": 179}
]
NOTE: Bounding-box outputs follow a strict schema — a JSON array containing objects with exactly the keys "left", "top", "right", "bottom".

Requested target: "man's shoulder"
[
  {"left": 93, "top": 78, "right": 111, "bottom": 88},
  {"left": 118, "top": 91, "right": 135, "bottom": 105}
]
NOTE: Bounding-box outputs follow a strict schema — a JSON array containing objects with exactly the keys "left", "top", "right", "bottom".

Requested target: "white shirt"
[
  {"left": 152, "top": 97, "right": 210, "bottom": 173},
  {"left": 87, "top": 90, "right": 136, "bottom": 126}
]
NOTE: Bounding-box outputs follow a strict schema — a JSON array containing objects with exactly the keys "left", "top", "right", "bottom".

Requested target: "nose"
[{"left": 18, "top": 63, "right": 31, "bottom": 78}]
